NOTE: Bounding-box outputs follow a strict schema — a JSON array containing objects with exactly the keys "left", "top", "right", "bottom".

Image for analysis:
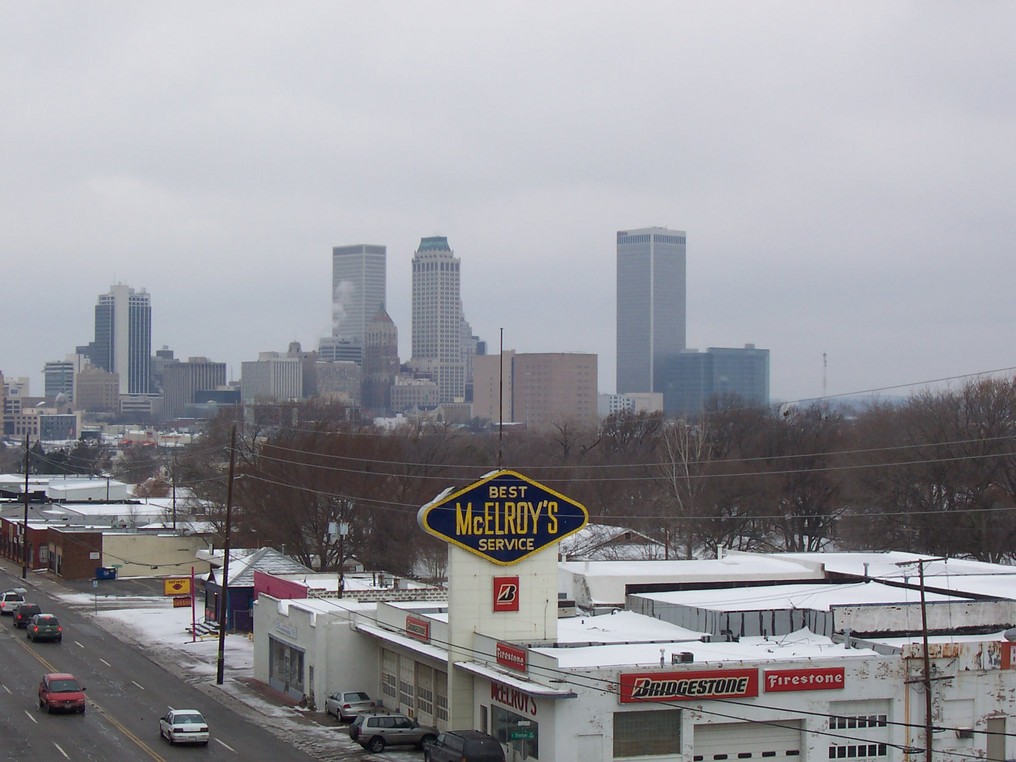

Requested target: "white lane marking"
[
  {"left": 2, "top": 684, "right": 11, "bottom": 694},
  {"left": 24, "top": 710, "right": 37, "bottom": 724},
  {"left": 131, "top": 680, "right": 144, "bottom": 690},
  {"left": 99, "top": 658, "right": 111, "bottom": 667},
  {"left": 53, "top": 742, "right": 70, "bottom": 759},
  {"left": 214, "top": 737, "right": 236, "bottom": 752},
  {"left": 75, "top": 641, "right": 85, "bottom": 648}
]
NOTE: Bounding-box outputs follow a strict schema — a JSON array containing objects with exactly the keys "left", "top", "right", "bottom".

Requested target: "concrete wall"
[{"left": 101, "top": 533, "right": 210, "bottom": 578}]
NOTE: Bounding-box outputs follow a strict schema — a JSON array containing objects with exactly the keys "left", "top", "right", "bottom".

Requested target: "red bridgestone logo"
[{"left": 619, "top": 669, "right": 758, "bottom": 703}]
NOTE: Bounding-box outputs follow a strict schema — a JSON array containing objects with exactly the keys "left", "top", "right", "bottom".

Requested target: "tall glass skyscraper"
[
  {"left": 411, "top": 236, "right": 465, "bottom": 403},
  {"left": 331, "top": 244, "right": 387, "bottom": 348},
  {"left": 92, "top": 284, "right": 152, "bottom": 395},
  {"left": 616, "top": 227, "right": 687, "bottom": 394}
]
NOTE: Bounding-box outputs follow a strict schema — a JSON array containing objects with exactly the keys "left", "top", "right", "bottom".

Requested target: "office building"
[
  {"left": 411, "top": 236, "right": 467, "bottom": 403},
  {"left": 240, "top": 353, "right": 303, "bottom": 403},
  {"left": 89, "top": 284, "right": 152, "bottom": 395},
  {"left": 74, "top": 366, "right": 119, "bottom": 413},
  {"left": 43, "top": 359, "right": 77, "bottom": 403},
  {"left": 616, "top": 227, "right": 686, "bottom": 394},
  {"left": 661, "top": 344, "right": 770, "bottom": 418},
  {"left": 473, "top": 351, "right": 598, "bottom": 430},
  {"left": 331, "top": 244, "right": 387, "bottom": 352},
  {"left": 162, "top": 358, "right": 227, "bottom": 419},
  {"left": 362, "top": 305, "right": 400, "bottom": 414}
]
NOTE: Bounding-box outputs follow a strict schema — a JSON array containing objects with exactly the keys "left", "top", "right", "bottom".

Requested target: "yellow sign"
[
  {"left": 163, "top": 577, "right": 191, "bottom": 596},
  {"left": 172, "top": 596, "right": 191, "bottom": 608}
]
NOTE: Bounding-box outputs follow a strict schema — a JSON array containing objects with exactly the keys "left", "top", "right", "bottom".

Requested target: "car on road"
[
  {"left": 12, "top": 603, "right": 42, "bottom": 628},
  {"left": 424, "top": 730, "right": 507, "bottom": 762},
  {"left": 38, "top": 673, "right": 86, "bottom": 714},
  {"left": 26, "top": 613, "right": 62, "bottom": 642},
  {"left": 324, "top": 690, "right": 374, "bottom": 720},
  {"left": 159, "top": 707, "right": 210, "bottom": 745},
  {"left": 0, "top": 588, "right": 26, "bottom": 615},
  {"left": 349, "top": 710, "right": 438, "bottom": 753}
]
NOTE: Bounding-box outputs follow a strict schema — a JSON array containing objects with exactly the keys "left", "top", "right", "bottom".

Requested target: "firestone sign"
[{"left": 417, "top": 470, "right": 588, "bottom": 566}]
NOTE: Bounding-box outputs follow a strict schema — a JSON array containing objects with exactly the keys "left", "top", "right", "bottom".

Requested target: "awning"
[
  {"left": 455, "top": 660, "right": 576, "bottom": 699},
  {"left": 354, "top": 622, "right": 449, "bottom": 663}
]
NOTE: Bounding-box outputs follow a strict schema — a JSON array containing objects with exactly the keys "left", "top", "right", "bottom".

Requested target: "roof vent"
[{"left": 672, "top": 652, "right": 694, "bottom": 664}]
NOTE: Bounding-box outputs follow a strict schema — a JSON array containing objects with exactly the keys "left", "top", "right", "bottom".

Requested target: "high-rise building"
[
  {"left": 362, "top": 305, "right": 400, "bottom": 414},
  {"left": 162, "top": 358, "right": 227, "bottom": 419},
  {"left": 411, "top": 236, "right": 467, "bottom": 403},
  {"left": 89, "top": 284, "right": 152, "bottom": 395},
  {"left": 331, "top": 244, "right": 386, "bottom": 349},
  {"left": 473, "top": 351, "right": 599, "bottom": 430},
  {"left": 661, "top": 344, "right": 770, "bottom": 417},
  {"left": 43, "top": 359, "right": 77, "bottom": 402},
  {"left": 616, "top": 227, "right": 687, "bottom": 394},
  {"left": 240, "top": 353, "right": 303, "bottom": 403}
]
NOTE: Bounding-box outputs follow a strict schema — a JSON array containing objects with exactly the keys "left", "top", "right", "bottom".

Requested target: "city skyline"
[{"left": 4, "top": 5, "right": 1016, "bottom": 403}]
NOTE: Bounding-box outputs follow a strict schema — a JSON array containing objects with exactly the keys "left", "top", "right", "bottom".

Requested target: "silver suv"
[{"left": 348, "top": 711, "right": 438, "bottom": 753}]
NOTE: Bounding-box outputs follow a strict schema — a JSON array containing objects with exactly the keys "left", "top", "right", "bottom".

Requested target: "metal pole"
[
  {"left": 497, "top": 328, "right": 503, "bottom": 468},
  {"left": 216, "top": 424, "right": 237, "bottom": 685},
  {"left": 22, "top": 435, "right": 30, "bottom": 579},
  {"left": 919, "top": 561, "right": 934, "bottom": 762}
]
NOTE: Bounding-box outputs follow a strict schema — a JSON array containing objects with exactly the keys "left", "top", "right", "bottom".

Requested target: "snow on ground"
[{"left": 57, "top": 591, "right": 424, "bottom": 762}]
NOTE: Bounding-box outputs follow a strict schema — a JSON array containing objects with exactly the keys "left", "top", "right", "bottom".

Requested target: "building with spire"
[{"left": 362, "top": 305, "right": 400, "bottom": 414}]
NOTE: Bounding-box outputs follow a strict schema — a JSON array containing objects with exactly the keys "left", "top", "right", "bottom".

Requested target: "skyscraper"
[
  {"left": 332, "top": 244, "right": 387, "bottom": 350},
  {"left": 91, "top": 284, "right": 152, "bottom": 395},
  {"left": 362, "top": 304, "right": 399, "bottom": 414},
  {"left": 616, "top": 227, "right": 687, "bottom": 394},
  {"left": 411, "top": 236, "right": 466, "bottom": 403}
]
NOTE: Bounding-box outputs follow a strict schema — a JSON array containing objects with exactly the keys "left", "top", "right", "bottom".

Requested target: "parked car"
[
  {"left": 159, "top": 707, "right": 210, "bottom": 745},
  {"left": 0, "top": 588, "right": 26, "bottom": 615},
  {"left": 38, "top": 673, "right": 86, "bottom": 714},
  {"left": 324, "top": 690, "right": 374, "bottom": 721},
  {"left": 26, "top": 613, "right": 62, "bottom": 643},
  {"left": 424, "top": 730, "right": 507, "bottom": 762},
  {"left": 12, "top": 603, "right": 42, "bottom": 628},
  {"left": 349, "top": 710, "right": 438, "bottom": 753}
]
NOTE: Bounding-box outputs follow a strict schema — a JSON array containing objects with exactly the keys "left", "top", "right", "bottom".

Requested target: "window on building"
[{"left": 614, "top": 709, "right": 681, "bottom": 757}]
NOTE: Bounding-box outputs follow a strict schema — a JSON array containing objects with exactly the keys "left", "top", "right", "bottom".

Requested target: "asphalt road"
[{"left": 0, "top": 568, "right": 319, "bottom": 762}]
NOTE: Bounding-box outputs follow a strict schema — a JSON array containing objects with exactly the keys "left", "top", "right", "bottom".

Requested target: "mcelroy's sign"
[
  {"left": 619, "top": 668, "right": 759, "bottom": 703},
  {"left": 417, "top": 470, "right": 588, "bottom": 565}
]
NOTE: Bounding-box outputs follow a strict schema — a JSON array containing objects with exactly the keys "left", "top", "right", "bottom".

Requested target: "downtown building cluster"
[{"left": 2, "top": 229, "right": 770, "bottom": 440}]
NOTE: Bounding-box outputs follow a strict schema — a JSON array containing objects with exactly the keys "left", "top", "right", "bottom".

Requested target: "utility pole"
[
  {"left": 22, "top": 435, "right": 30, "bottom": 580},
  {"left": 216, "top": 424, "right": 237, "bottom": 686},
  {"left": 897, "top": 556, "right": 946, "bottom": 762}
]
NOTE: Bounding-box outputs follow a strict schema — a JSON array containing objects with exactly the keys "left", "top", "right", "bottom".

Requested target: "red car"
[{"left": 38, "top": 673, "right": 86, "bottom": 714}]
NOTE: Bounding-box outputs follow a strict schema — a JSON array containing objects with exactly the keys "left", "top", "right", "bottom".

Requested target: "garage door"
[{"left": 693, "top": 720, "right": 803, "bottom": 762}]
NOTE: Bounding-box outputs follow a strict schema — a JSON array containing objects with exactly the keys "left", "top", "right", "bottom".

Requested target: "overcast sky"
[{"left": 3, "top": 3, "right": 1015, "bottom": 404}]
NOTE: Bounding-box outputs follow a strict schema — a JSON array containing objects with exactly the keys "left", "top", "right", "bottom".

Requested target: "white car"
[
  {"left": 159, "top": 708, "right": 210, "bottom": 745},
  {"left": 0, "top": 589, "right": 26, "bottom": 615},
  {"left": 325, "top": 690, "right": 374, "bottom": 721}
]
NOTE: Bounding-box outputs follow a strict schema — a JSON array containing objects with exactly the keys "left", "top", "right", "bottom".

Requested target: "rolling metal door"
[{"left": 694, "top": 720, "right": 804, "bottom": 762}]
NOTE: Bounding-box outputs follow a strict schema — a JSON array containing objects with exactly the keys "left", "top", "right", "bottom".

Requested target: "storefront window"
[
  {"left": 614, "top": 709, "right": 681, "bottom": 758},
  {"left": 268, "top": 636, "right": 305, "bottom": 698},
  {"left": 493, "top": 704, "right": 539, "bottom": 760}
]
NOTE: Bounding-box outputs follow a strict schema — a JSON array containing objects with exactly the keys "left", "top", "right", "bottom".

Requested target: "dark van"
[{"left": 424, "top": 730, "right": 506, "bottom": 762}]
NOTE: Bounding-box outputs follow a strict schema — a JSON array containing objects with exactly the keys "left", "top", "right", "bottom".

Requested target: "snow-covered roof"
[
  {"left": 782, "top": 551, "right": 1016, "bottom": 600},
  {"left": 556, "top": 610, "right": 705, "bottom": 644},
  {"left": 209, "top": 547, "right": 315, "bottom": 587},
  {"left": 558, "top": 552, "right": 826, "bottom": 606},
  {"left": 533, "top": 628, "right": 876, "bottom": 669},
  {"left": 558, "top": 523, "right": 666, "bottom": 561},
  {"left": 633, "top": 581, "right": 961, "bottom": 612}
]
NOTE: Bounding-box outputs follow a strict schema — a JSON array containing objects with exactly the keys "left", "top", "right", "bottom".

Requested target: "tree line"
[{"left": 165, "top": 376, "right": 1016, "bottom": 578}]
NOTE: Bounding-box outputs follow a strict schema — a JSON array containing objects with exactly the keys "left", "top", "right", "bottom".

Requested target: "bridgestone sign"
[{"left": 618, "top": 668, "right": 759, "bottom": 703}]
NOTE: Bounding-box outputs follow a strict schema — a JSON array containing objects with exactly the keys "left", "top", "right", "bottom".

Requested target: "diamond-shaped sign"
[{"left": 417, "top": 470, "right": 588, "bottom": 566}]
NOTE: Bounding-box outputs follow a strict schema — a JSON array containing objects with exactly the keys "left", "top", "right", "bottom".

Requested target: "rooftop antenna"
[{"left": 497, "top": 328, "right": 504, "bottom": 468}]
